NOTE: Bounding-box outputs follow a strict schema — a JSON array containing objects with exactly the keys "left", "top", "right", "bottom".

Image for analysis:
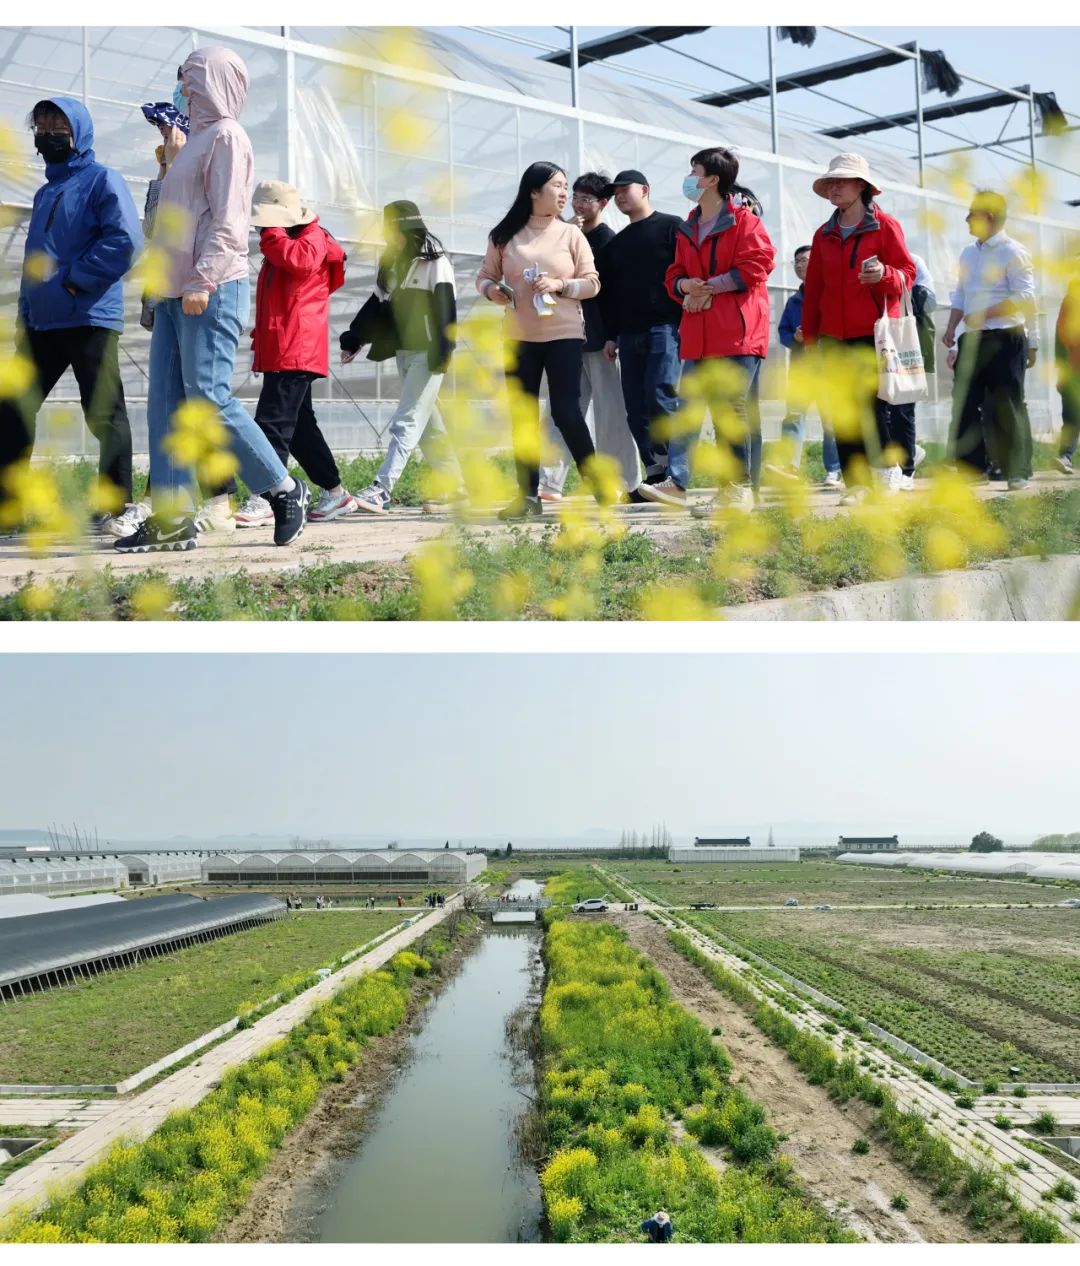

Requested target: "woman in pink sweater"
[{"left": 477, "top": 162, "right": 602, "bottom": 520}]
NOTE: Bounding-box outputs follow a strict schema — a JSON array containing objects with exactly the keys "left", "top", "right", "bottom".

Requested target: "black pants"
[
  {"left": 0, "top": 324, "right": 133, "bottom": 513},
  {"left": 889, "top": 401, "right": 917, "bottom": 476},
  {"left": 509, "top": 339, "right": 595, "bottom": 497},
  {"left": 254, "top": 371, "right": 341, "bottom": 491},
  {"left": 1060, "top": 377, "right": 1080, "bottom": 461},
  {"left": 949, "top": 329, "right": 1028, "bottom": 481},
  {"left": 818, "top": 334, "right": 890, "bottom": 485}
]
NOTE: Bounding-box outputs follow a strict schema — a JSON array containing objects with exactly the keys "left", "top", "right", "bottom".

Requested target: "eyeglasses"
[{"left": 572, "top": 195, "right": 600, "bottom": 206}]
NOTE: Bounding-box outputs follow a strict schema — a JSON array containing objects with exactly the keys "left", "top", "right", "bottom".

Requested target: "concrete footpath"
[
  {"left": 0, "top": 471, "right": 1070, "bottom": 601},
  {"left": 0, "top": 900, "right": 455, "bottom": 1222}
]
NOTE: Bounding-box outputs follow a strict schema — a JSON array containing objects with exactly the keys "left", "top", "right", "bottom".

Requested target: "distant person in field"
[{"left": 641, "top": 1210, "right": 674, "bottom": 1242}]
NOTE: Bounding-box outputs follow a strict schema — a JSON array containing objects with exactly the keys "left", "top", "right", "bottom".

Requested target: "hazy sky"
[{"left": 2, "top": 655, "right": 1075, "bottom": 842}]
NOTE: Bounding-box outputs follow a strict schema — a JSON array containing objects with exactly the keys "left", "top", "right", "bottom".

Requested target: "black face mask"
[{"left": 34, "top": 132, "right": 74, "bottom": 164}]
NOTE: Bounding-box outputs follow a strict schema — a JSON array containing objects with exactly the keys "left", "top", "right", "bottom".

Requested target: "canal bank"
[{"left": 228, "top": 882, "right": 545, "bottom": 1244}]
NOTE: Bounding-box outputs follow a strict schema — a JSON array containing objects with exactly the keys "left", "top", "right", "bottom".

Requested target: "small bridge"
[{"left": 476, "top": 897, "right": 551, "bottom": 923}]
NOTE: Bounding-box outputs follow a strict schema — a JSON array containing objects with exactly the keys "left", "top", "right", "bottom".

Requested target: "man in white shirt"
[{"left": 944, "top": 191, "right": 1035, "bottom": 489}]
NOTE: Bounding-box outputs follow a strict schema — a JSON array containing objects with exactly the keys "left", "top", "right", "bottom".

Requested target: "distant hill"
[{"left": 0, "top": 829, "right": 51, "bottom": 841}]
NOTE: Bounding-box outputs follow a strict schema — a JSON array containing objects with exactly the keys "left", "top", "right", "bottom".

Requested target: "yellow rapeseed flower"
[{"left": 639, "top": 582, "right": 715, "bottom": 621}]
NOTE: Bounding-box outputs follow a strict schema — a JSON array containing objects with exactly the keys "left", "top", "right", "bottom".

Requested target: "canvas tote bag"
[{"left": 875, "top": 282, "right": 928, "bottom": 404}]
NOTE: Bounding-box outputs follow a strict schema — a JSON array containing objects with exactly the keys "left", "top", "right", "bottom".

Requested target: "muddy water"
[{"left": 313, "top": 881, "right": 544, "bottom": 1243}]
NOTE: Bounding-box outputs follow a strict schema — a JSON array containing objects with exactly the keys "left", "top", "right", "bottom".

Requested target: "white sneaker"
[
  {"left": 899, "top": 473, "right": 916, "bottom": 491},
  {"left": 822, "top": 469, "right": 843, "bottom": 488},
  {"left": 874, "top": 464, "right": 903, "bottom": 495},
  {"left": 913, "top": 443, "right": 927, "bottom": 470},
  {"left": 105, "top": 502, "right": 151, "bottom": 538},
  {"left": 691, "top": 483, "right": 754, "bottom": 518},
  {"left": 235, "top": 494, "right": 273, "bottom": 527},
  {"left": 839, "top": 487, "right": 867, "bottom": 507},
  {"left": 193, "top": 496, "right": 236, "bottom": 534},
  {"left": 308, "top": 487, "right": 357, "bottom": 522}
]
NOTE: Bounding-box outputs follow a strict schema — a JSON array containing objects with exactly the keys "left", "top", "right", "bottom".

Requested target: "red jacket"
[
  {"left": 664, "top": 200, "right": 775, "bottom": 360},
  {"left": 252, "top": 218, "right": 346, "bottom": 376},
  {"left": 801, "top": 204, "right": 915, "bottom": 344}
]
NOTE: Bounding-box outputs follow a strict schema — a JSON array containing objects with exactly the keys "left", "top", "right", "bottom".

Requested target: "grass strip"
[
  {"left": 0, "top": 913, "right": 474, "bottom": 1243},
  {"left": 536, "top": 908, "right": 856, "bottom": 1243},
  {"left": 0, "top": 912, "right": 403, "bottom": 1084},
  {"left": 667, "top": 930, "right": 1066, "bottom": 1243}
]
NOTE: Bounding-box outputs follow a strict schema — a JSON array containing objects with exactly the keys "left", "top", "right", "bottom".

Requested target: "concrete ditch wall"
[{"left": 721, "top": 554, "right": 1080, "bottom": 621}]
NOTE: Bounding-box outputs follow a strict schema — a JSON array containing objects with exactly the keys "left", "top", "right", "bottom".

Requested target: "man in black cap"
[{"left": 598, "top": 170, "right": 685, "bottom": 503}]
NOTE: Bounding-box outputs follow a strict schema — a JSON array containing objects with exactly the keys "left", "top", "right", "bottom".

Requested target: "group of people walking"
[{"left": 3, "top": 44, "right": 1076, "bottom": 551}]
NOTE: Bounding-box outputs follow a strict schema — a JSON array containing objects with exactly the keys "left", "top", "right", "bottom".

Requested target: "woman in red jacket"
[
  {"left": 662, "top": 146, "right": 775, "bottom": 515},
  {"left": 239, "top": 180, "right": 356, "bottom": 527},
  {"left": 801, "top": 154, "right": 916, "bottom": 503}
]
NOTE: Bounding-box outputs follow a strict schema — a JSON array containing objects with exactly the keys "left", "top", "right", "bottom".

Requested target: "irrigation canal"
[{"left": 311, "top": 879, "right": 544, "bottom": 1243}]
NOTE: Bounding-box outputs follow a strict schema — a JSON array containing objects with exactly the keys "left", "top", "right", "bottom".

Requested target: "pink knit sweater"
[{"left": 476, "top": 216, "right": 599, "bottom": 343}]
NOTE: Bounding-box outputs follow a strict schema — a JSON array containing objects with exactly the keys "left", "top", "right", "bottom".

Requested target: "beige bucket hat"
[
  {"left": 250, "top": 179, "right": 316, "bottom": 228},
  {"left": 812, "top": 153, "right": 882, "bottom": 200}
]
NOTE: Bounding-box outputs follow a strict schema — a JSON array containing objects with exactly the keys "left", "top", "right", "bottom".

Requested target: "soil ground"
[
  {"left": 611, "top": 912, "right": 986, "bottom": 1245},
  {"left": 218, "top": 918, "right": 483, "bottom": 1244}
]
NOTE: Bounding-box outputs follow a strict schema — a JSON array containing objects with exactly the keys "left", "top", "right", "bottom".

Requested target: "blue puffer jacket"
[{"left": 19, "top": 96, "right": 143, "bottom": 333}]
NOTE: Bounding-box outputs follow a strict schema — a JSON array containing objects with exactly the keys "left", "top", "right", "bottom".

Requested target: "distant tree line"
[{"left": 1031, "top": 833, "right": 1080, "bottom": 852}]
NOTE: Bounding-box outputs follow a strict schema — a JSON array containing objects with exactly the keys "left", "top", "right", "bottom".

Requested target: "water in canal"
[{"left": 313, "top": 881, "right": 544, "bottom": 1243}]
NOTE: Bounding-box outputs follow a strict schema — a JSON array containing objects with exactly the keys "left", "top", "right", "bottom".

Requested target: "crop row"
[
  {"left": 0, "top": 919, "right": 470, "bottom": 1243},
  {"left": 665, "top": 931, "right": 1065, "bottom": 1244},
  {"left": 537, "top": 912, "right": 856, "bottom": 1244},
  {"left": 892, "top": 948, "right": 1080, "bottom": 1022},
  {"left": 694, "top": 917, "right": 1075, "bottom": 1082}
]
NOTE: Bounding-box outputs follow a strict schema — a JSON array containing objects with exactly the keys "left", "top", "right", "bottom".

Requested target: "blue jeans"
[
  {"left": 669, "top": 355, "right": 761, "bottom": 489},
  {"left": 781, "top": 407, "right": 841, "bottom": 474},
  {"left": 148, "top": 279, "right": 286, "bottom": 512},
  {"left": 617, "top": 323, "right": 681, "bottom": 478}
]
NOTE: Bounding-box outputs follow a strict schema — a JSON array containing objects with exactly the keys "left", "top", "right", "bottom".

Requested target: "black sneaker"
[
  {"left": 498, "top": 496, "right": 543, "bottom": 522},
  {"left": 266, "top": 479, "right": 310, "bottom": 546},
  {"left": 625, "top": 487, "right": 652, "bottom": 504},
  {"left": 114, "top": 515, "right": 197, "bottom": 553}
]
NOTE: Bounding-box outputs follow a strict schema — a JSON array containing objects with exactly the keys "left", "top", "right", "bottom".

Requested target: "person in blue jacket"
[
  {"left": 641, "top": 1210, "right": 674, "bottom": 1242},
  {"left": 770, "top": 244, "right": 842, "bottom": 486},
  {"left": 0, "top": 96, "right": 142, "bottom": 531}
]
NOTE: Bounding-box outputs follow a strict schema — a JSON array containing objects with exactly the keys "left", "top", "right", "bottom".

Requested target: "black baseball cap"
[{"left": 603, "top": 169, "right": 649, "bottom": 196}]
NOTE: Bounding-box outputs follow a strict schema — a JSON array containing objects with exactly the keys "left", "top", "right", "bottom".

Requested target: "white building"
[{"left": 669, "top": 847, "right": 800, "bottom": 864}]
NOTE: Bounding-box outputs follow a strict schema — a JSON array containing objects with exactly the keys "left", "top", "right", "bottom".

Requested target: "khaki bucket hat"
[
  {"left": 250, "top": 179, "right": 316, "bottom": 228},
  {"left": 812, "top": 153, "right": 882, "bottom": 199}
]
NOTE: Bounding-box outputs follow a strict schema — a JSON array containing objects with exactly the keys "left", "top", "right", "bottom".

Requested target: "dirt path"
[
  {"left": 219, "top": 922, "right": 481, "bottom": 1244},
  {"left": 613, "top": 913, "right": 983, "bottom": 1245},
  {"left": 0, "top": 472, "right": 1068, "bottom": 597}
]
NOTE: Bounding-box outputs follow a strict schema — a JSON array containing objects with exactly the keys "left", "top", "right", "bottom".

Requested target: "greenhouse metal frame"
[{"left": 0, "top": 24, "right": 1077, "bottom": 458}]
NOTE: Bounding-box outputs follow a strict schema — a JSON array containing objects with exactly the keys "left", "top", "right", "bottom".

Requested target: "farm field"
[
  {"left": 690, "top": 907, "right": 1080, "bottom": 1084},
  {"left": 0, "top": 911, "right": 402, "bottom": 1085},
  {"left": 607, "top": 860, "right": 1063, "bottom": 908}
]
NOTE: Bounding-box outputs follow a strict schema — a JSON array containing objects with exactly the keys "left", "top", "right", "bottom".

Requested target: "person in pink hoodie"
[{"left": 116, "top": 46, "right": 309, "bottom": 553}]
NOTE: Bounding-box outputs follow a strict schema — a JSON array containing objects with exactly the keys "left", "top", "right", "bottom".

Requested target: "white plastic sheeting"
[
  {"left": 202, "top": 849, "right": 485, "bottom": 883},
  {"left": 0, "top": 891, "right": 124, "bottom": 919},
  {"left": 0, "top": 854, "right": 127, "bottom": 896},
  {"left": 1, "top": 23, "right": 1077, "bottom": 455},
  {"left": 837, "top": 850, "right": 1080, "bottom": 880}
]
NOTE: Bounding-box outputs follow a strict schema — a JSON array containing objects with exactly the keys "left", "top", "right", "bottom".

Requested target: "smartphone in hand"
[{"left": 860, "top": 255, "right": 879, "bottom": 273}]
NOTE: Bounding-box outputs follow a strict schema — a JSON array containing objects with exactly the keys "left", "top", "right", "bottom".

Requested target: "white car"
[
  {"left": 572, "top": 898, "right": 609, "bottom": 913},
  {"left": 784, "top": 898, "right": 800, "bottom": 908},
  {"left": 1057, "top": 898, "right": 1080, "bottom": 908}
]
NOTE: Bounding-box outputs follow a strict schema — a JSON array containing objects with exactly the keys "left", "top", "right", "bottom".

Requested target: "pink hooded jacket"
[{"left": 156, "top": 47, "right": 254, "bottom": 298}]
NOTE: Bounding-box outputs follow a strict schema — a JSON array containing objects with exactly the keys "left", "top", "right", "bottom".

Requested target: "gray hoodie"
[{"left": 156, "top": 46, "right": 254, "bottom": 298}]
